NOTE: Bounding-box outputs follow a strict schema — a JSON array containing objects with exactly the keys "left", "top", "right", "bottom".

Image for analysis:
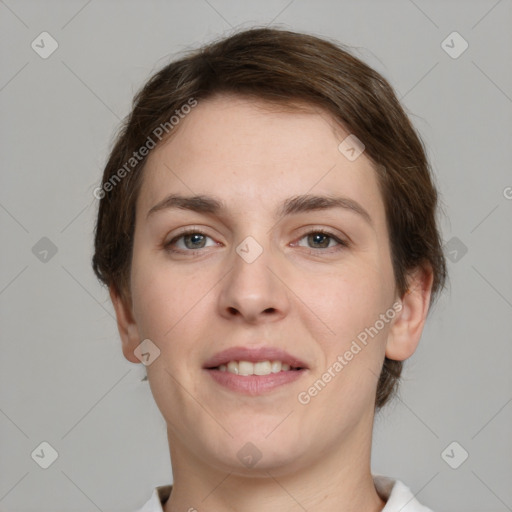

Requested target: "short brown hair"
[{"left": 92, "top": 27, "right": 447, "bottom": 408}]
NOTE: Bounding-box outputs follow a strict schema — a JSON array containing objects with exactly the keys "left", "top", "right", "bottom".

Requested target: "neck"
[{"left": 163, "top": 420, "right": 385, "bottom": 512}]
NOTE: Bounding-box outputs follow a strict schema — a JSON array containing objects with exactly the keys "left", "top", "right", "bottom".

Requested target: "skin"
[{"left": 110, "top": 93, "right": 433, "bottom": 512}]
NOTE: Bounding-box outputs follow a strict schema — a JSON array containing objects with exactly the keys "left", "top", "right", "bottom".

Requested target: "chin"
[{"left": 199, "top": 427, "right": 309, "bottom": 476}]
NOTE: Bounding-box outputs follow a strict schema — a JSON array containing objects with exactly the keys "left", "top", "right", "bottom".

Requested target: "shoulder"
[
  {"left": 134, "top": 485, "right": 172, "bottom": 512},
  {"left": 373, "top": 475, "right": 435, "bottom": 512}
]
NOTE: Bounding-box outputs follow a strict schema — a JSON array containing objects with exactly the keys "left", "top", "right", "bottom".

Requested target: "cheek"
[
  {"left": 301, "top": 276, "right": 392, "bottom": 413},
  {"left": 131, "top": 271, "right": 173, "bottom": 338},
  {"left": 130, "top": 248, "right": 220, "bottom": 375},
  {"left": 303, "top": 262, "right": 392, "bottom": 336},
  {"left": 130, "top": 246, "right": 190, "bottom": 340},
  {"left": 130, "top": 256, "right": 210, "bottom": 409},
  {"left": 297, "top": 259, "right": 394, "bottom": 403}
]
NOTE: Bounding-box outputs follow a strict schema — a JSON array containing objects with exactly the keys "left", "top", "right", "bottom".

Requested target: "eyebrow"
[{"left": 146, "top": 193, "right": 373, "bottom": 225}]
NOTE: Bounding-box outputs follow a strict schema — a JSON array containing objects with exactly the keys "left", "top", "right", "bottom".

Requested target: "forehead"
[{"left": 138, "top": 94, "right": 385, "bottom": 226}]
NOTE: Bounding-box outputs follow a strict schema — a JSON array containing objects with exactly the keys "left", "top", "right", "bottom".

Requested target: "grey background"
[{"left": 1, "top": 1, "right": 511, "bottom": 511}]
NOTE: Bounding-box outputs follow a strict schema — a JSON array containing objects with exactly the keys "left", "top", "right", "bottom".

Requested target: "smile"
[{"left": 216, "top": 360, "right": 302, "bottom": 376}]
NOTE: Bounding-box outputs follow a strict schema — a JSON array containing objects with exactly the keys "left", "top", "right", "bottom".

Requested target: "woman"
[{"left": 93, "top": 27, "right": 446, "bottom": 512}]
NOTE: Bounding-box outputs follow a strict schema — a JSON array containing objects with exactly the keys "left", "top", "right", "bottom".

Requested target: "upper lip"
[{"left": 203, "top": 346, "right": 308, "bottom": 369}]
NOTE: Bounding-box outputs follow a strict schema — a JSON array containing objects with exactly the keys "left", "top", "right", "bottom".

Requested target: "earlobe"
[
  {"left": 385, "top": 266, "right": 434, "bottom": 361},
  {"left": 109, "top": 285, "right": 141, "bottom": 364}
]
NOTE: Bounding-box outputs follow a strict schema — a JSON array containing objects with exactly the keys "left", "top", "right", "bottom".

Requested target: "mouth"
[
  {"left": 203, "top": 346, "right": 308, "bottom": 395},
  {"left": 207, "top": 360, "right": 304, "bottom": 376}
]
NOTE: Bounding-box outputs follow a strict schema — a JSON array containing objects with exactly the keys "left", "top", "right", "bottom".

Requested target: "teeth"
[
  {"left": 254, "top": 361, "right": 271, "bottom": 375},
  {"left": 238, "top": 361, "right": 254, "bottom": 376},
  {"left": 271, "top": 361, "right": 282, "bottom": 373},
  {"left": 217, "top": 360, "right": 297, "bottom": 376},
  {"left": 227, "top": 361, "right": 239, "bottom": 375}
]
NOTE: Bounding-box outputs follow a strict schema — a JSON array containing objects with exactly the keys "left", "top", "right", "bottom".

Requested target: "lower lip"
[{"left": 205, "top": 368, "right": 306, "bottom": 395}]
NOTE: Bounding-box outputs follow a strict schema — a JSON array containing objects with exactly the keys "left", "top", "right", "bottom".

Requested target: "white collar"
[{"left": 136, "top": 475, "right": 434, "bottom": 511}]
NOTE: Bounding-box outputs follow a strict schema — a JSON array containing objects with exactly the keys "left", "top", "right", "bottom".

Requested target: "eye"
[
  {"left": 164, "top": 229, "right": 217, "bottom": 253},
  {"left": 294, "top": 230, "right": 348, "bottom": 252},
  {"left": 163, "top": 228, "right": 349, "bottom": 256}
]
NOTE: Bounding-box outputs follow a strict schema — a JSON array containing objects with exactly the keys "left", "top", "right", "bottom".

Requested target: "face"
[{"left": 122, "top": 94, "right": 401, "bottom": 475}]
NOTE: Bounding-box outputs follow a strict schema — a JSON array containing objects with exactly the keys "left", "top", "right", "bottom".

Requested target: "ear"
[
  {"left": 385, "top": 265, "right": 434, "bottom": 361},
  {"left": 109, "top": 285, "right": 141, "bottom": 364}
]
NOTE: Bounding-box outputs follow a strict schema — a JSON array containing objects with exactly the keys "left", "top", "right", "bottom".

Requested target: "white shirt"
[{"left": 135, "top": 475, "right": 434, "bottom": 511}]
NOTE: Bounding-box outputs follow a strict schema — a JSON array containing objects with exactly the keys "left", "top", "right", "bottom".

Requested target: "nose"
[{"left": 217, "top": 240, "right": 290, "bottom": 324}]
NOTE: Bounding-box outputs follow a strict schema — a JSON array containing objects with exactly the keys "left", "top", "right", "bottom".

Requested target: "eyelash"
[{"left": 163, "top": 228, "right": 349, "bottom": 256}]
